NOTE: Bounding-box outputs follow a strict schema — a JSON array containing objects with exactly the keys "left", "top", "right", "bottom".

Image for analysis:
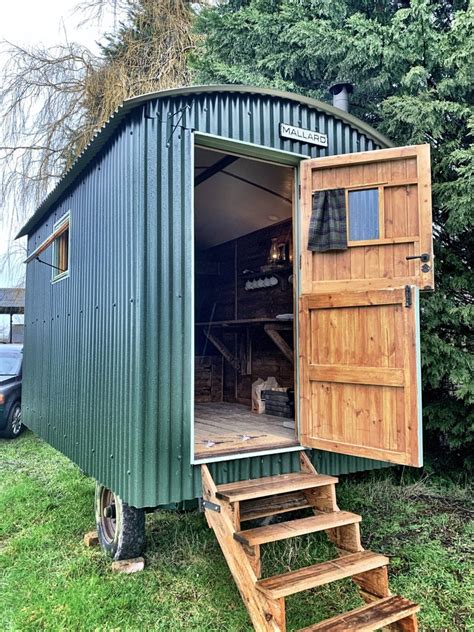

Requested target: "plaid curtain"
[{"left": 307, "top": 188, "right": 348, "bottom": 252}]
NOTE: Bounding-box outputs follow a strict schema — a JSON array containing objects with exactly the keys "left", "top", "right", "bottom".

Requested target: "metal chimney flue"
[{"left": 329, "top": 82, "right": 353, "bottom": 112}]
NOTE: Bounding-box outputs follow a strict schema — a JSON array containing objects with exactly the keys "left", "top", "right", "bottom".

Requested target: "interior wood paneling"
[{"left": 195, "top": 219, "right": 295, "bottom": 407}]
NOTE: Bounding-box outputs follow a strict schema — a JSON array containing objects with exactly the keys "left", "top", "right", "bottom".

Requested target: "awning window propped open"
[{"left": 25, "top": 216, "right": 69, "bottom": 264}]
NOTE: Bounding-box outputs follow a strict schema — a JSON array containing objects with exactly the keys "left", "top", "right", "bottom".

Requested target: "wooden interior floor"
[{"left": 194, "top": 402, "right": 299, "bottom": 460}]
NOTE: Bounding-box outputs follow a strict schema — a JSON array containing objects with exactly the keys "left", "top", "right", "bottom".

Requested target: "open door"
[{"left": 299, "top": 145, "right": 433, "bottom": 466}]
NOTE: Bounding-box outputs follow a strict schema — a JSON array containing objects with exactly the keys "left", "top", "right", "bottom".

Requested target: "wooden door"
[{"left": 299, "top": 145, "right": 432, "bottom": 466}]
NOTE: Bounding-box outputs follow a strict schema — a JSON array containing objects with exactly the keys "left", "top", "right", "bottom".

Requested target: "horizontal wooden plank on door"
[
  {"left": 306, "top": 145, "right": 425, "bottom": 169},
  {"left": 305, "top": 276, "right": 427, "bottom": 294},
  {"left": 308, "top": 365, "right": 405, "bottom": 387},
  {"left": 302, "top": 289, "right": 403, "bottom": 310}
]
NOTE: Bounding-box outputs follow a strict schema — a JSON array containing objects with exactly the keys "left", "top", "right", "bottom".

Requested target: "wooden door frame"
[{"left": 190, "top": 132, "right": 306, "bottom": 464}]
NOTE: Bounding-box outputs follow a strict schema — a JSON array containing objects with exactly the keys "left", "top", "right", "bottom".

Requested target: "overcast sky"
[
  {"left": 0, "top": 0, "right": 115, "bottom": 289},
  {"left": 0, "top": 1, "right": 114, "bottom": 337}
]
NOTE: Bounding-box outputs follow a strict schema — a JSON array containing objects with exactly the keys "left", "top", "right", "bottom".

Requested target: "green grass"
[{"left": 0, "top": 432, "right": 472, "bottom": 631}]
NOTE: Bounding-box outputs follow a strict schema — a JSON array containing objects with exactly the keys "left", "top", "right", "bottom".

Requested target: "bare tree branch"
[{"left": 0, "top": 0, "right": 198, "bottom": 285}]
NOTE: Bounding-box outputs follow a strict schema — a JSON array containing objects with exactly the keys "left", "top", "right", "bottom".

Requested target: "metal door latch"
[
  {"left": 406, "top": 253, "right": 431, "bottom": 273},
  {"left": 406, "top": 253, "right": 430, "bottom": 263}
]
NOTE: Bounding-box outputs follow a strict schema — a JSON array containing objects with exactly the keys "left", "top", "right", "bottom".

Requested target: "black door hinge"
[{"left": 405, "top": 285, "right": 412, "bottom": 308}]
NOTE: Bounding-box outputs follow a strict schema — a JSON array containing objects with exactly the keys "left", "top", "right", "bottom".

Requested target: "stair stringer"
[
  {"left": 201, "top": 465, "right": 286, "bottom": 631},
  {"left": 299, "top": 453, "right": 418, "bottom": 631},
  {"left": 299, "top": 452, "right": 365, "bottom": 555}
]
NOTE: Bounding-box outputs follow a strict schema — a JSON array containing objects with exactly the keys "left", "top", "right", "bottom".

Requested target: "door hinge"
[
  {"left": 298, "top": 183, "right": 301, "bottom": 198},
  {"left": 404, "top": 285, "right": 412, "bottom": 308}
]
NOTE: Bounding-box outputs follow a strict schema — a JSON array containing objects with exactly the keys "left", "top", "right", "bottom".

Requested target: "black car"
[{"left": 0, "top": 344, "right": 23, "bottom": 438}]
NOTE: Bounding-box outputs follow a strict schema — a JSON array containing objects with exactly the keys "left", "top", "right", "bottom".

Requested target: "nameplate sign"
[{"left": 279, "top": 123, "right": 328, "bottom": 147}]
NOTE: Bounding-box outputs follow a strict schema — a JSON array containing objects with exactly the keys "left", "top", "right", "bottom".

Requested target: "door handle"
[{"left": 406, "top": 253, "right": 430, "bottom": 263}]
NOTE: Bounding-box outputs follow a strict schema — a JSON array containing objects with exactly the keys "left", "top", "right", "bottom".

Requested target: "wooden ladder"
[{"left": 201, "top": 453, "right": 419, "bottom": 631}]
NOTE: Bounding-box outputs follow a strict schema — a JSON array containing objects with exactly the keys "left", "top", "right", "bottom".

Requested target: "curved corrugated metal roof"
[{"left": 17, "top": 85, "right": 393, "bottom": 239}]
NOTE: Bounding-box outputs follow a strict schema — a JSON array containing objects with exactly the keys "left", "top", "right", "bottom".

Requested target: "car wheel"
[
  {"left": 95, "top": 483, "right": 146, "bottom": 561},
  {"left": 0, "top": 403, "right": 23, "bottom": 439}
]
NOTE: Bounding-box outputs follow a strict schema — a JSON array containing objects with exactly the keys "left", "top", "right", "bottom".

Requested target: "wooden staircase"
[{"left": 201, "top": 453, "right": 419, "bottom": 631}]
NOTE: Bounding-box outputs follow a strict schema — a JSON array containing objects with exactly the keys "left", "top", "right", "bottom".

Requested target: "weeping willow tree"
[{"left": 0, "top": 0, "right": 198, "bottom": 282}]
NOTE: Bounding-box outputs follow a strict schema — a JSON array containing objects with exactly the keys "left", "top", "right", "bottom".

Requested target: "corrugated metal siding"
[
  {"left": 24, "top": 109, "right": 148, "bottom": 504},
  {"left": 147, "top": 93, "right": 376, "bottom": 160},
  {"left": 23, "top": 90, "right": 389, "bottom": 509}
]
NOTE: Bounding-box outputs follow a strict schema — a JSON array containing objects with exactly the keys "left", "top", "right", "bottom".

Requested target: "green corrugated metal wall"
[{"left": 23, "top": 88, "right": 390, "bottom": 508}]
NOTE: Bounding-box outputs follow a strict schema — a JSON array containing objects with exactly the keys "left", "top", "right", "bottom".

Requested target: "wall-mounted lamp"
[
  {"left": 268, "top": 238, "right": 279, "bottom": 264},
  {"left": 277, "top": 242, "right": 287, "bottom": 262}
]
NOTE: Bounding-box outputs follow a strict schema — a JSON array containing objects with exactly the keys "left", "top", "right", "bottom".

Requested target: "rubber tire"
[
  {"left": 0, "top": 402, "right": 24, "bottom": 439},
  {"left": 94, "top": 483, "right": 146, "bottom": 561}
]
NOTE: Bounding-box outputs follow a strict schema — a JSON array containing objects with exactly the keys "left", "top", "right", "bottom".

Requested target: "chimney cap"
[{"left": 329, "top": 81, "right": 354, "bottom": 95}]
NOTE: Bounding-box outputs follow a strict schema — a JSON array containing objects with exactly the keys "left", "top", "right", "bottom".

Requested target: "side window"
[
  {"left": 52, "top": 214, "right": 70, "bottom": 282},
  {"left": 348, "top": 188, "right": 379, "bottom": 242}
]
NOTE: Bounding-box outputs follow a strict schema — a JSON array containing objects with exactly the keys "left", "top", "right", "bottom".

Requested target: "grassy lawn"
[{"left": 0, "top": 432, "right": 472, "bottom": 631}]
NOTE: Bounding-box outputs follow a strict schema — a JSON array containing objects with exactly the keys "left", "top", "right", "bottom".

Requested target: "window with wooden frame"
[
  {"left": 347, "top": 188, "right": 380, "bottom": 242},
  {"left": 51, "top": 214, "right": 70, "bottom": 281}
]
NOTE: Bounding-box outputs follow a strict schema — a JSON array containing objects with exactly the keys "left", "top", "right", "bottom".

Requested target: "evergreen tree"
[{"left": 192, "top": 0, "right": 473, "bottom": 462}]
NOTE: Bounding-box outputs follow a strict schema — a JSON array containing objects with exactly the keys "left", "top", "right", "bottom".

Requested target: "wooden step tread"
[
  {"left": 257, "top": 551, "right": 389, "bottom": 599},
  {"left": 240, "top": 491, "right": 311, "bottom": 522},
  {"left": 216, "top": 472, "right": 338, "bottom": 502},
  {"left": 298, "top": 595, "right": 420, "bottom": 631},
  {"left": 234, "top": 511, "right": 361, "bottom": 546}
]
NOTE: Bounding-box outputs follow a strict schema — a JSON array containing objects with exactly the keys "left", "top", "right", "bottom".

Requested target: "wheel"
[
  {"left": 0, "top": 402, "right": 24, "bottom": 439},
  {"left": 94, "top": 483, "right": 146, "bottom": 561}
]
